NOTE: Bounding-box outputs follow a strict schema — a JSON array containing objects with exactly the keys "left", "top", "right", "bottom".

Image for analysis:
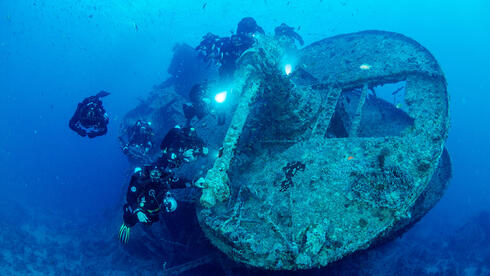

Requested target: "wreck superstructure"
[
  {"left": 121, "top": 30, "right": 451, "bottom": 270},
  {"left": 196, "top": 30, "right": 451, "bottom": 269}
]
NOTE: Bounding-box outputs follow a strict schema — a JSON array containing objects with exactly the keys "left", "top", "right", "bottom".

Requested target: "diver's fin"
[{"left": 96, "top": 90, "right": 110, "bottom": 98}]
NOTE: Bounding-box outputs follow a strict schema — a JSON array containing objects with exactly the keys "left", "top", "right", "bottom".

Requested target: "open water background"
[{"left": 0, "top": 0, "right": 489, "bottom": 274}]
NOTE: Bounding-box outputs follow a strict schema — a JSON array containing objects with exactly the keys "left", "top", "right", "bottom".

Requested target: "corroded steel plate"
[{"left": 197, "top": 31, "right": 450, "bottom": 269}]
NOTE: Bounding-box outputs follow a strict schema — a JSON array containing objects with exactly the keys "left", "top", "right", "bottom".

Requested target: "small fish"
[
  {"left": 359, "top": 64, "right": 372, "bottom": 70},
  {"left": 347, "top": 156, "right": 354, "bottom": 160},
  {"left": 297, "top": 25, "right": 301, "bottom": 31},
  {"left": 395, "top": 103, "right": 402, "bottom": 109},
  {"left": 202, "top": 2, "right": 207, "bottom": 9},
  {"left": 134, "top": 23, "right": 138, "bottom": 31}
]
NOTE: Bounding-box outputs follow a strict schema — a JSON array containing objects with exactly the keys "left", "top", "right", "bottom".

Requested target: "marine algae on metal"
[{"left": 197, "top": 31, "right": 451, "bottom": 270}]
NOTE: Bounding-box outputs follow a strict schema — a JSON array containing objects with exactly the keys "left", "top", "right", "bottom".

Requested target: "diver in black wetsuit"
[
  {"left": 196, "top": 17, "right": 265, "bottom": 78},
  {"left": 121, "top": 120, "right": 154, "bottom": 161},
  {"left": 196, "top": 34, "right": 238, "bottom": 77},
  {"left": 183, "top": 83, "right": 208, "bottom": 124},
  {"left": 236, "top": 17, "right": 265, "bottom": 37},
  {"left": 157, "top": 125, "right": 208, "bottom": 169},
  {"left": 182, "top": 82, "right": 227, "bottom": 126},
  {"left": 220, "top": 17, "right": 265, "bottom": 76},
  {"left": 195, "top": 33, "right": 221, "bottom": 64},
  {"left": 274, "top": 23, "right": 304, "bottom": 46},
  {"left": 69, "top": 91, "right": 110, "bottom": 138},
  {"left": 118, "top": 125, "right": 208, "bottom": 243},
  {"left": 118, "top": 164, "right": 205, "bottom": 243}
]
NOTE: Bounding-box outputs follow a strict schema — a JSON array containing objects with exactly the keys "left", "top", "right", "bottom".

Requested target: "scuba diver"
[
  {"left": 118, "top": 165, "right": 205, "bottom": 243},
  {"left": 69, "top": 91, "right": 110, "bottom": 138},
  {"left": 183, "top": 83, "right": 209, "bottom": 124},
  {"left": 157, "top": 125, "right": 208, "bottom": 169},
  {"left": 196, "top": 17, "right": 265, "bottom": 78},
  {"left": 195, "top": 33, "right": 221, "bottom": 64},
  {"left": 118, "top": 125, "right": 208, "bottom": 243},
  {"left": 196, "top": 34, "right": 238, "bottom": 78},
  {"left": 236, "top": 17, "right": 265, "bottom": 37},
  {"left": 121, "top": 120, "right": 154, "bottom": 161},
  {"left": 183, "top": 82, "right": 227, "bottom": 126},
  {"left": 274, "top": 23, "right": 304, "bottom": 46}
]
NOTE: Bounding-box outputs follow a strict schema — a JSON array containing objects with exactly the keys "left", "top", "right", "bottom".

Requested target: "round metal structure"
[{"left": 197, "top": 31, "right": 451, "bottom": 269}]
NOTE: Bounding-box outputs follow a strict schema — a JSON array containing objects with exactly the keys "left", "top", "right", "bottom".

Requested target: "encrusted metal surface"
[{"left": 197, "top": 31, "right": 451, "bottom": 269}]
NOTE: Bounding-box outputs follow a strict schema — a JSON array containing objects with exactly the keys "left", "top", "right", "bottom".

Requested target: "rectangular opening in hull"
[{"left": 327, "top": 81, "right": 414, "bottom": 138}]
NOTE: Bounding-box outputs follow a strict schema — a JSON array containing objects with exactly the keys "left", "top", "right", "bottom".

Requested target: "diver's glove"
[
  {"left": 136, "top": 211, "right": 149, "bottom": 223},
  {"left": 119, "top": 223, "right": 131, "bottom": 244}
]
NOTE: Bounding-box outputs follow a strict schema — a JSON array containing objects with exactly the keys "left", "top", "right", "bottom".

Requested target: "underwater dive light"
[
  {"left": 285, "top": 64, "right": 292, "bottom": 75},
  {"left": 360, "top": 64, "right": 372, "bottom": 70},
  {"left": 214, "top": 91, "right": 228, "bottom": 103}
]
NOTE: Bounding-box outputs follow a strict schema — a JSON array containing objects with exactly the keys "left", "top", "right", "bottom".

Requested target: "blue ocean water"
[{"left": 0, "top": 0, "right": 489, "bottom": 274}]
